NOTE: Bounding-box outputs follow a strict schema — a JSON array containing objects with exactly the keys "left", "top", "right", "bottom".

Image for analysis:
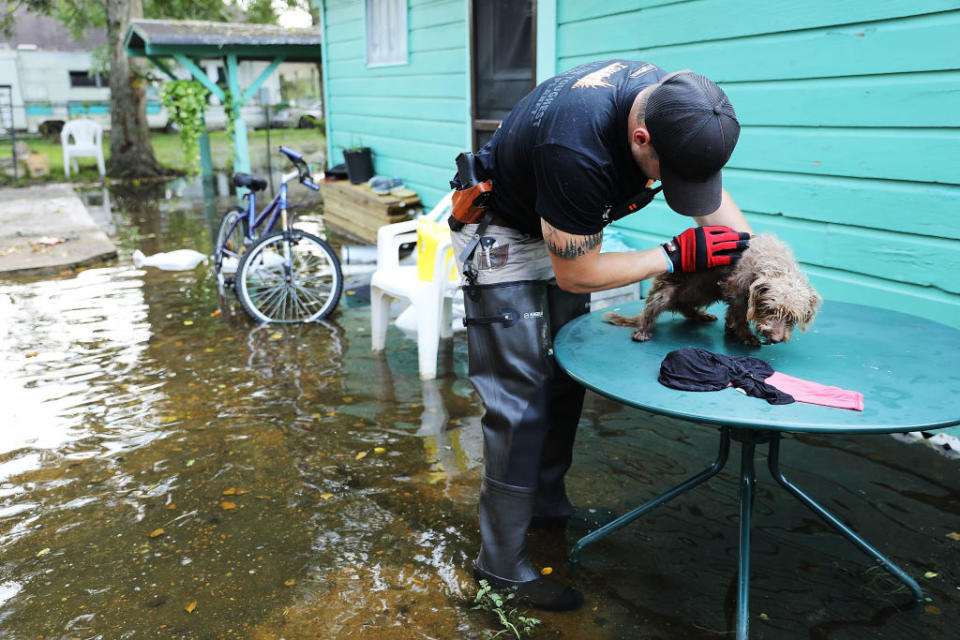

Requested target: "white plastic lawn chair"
[
  {"left": 370, "top": 192, "right": 460, "bottom": 380},
  {"left": 61, "top": 119, "right": 105, "bottom": 179}
]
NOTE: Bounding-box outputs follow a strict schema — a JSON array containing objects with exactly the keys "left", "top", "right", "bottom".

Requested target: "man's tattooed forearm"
[{"left": 543, "top": 231, "right": 603, "bottom": 259}]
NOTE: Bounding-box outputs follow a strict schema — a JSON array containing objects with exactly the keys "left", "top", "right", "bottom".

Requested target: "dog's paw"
[
  {"left": 726, "top": 325, "right": 761, "bottom": 346},
  {"left": 631, "top": 328, "right": 653, "bottom": 342},
  {"left": 738, "top": 333, "right": 762, "bottom": 347}
]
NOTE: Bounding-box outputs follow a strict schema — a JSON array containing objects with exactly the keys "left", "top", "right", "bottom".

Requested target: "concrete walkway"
[{"left": 0, "top": 184, "right": 116, "bottom": 277}]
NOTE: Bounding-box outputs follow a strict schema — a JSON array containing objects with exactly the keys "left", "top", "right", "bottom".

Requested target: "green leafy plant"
[
  {"left": 338, "top": 136, "right": 367, "bottom": 152},
  {"left": 472, "top": 580, "right": 541, "bottom": 639},
  {"left": 160, "top": 79, "right": 210, "bottom": 174},
  {"left": 222, "top": 89, "right": 240, "bottom": 142}
]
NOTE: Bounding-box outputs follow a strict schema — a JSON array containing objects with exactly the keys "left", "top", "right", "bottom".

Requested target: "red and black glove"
[{"left": 662, "top": 226, "right": 750, "bottom": 273}]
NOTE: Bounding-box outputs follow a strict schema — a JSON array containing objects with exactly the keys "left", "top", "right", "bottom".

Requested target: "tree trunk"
[{"left": 106, "top": 0, "right": 165, "bottom": 178}]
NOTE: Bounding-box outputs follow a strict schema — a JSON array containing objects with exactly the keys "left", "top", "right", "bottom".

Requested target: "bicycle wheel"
[
  {"left": 214, "top": 206, "right": 246, "bottom": 290},
  {"left": 236, "top": 229, "right": 343, "bottom": 323}
]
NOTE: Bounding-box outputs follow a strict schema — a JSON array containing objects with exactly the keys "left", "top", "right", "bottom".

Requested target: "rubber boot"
[
  {"left": 530, "top": 285, "right": 618, "bottom": 532},
  {"left": 532, "top": 284, "right": 590, "bottom": 522},
  {"left": 464, "top": 280, "right": 583, "bottom": 611}
]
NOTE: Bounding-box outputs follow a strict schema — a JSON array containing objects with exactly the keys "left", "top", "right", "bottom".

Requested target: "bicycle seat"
[{"left": 232, "top": 173, "right": 268, "bottom": 192}]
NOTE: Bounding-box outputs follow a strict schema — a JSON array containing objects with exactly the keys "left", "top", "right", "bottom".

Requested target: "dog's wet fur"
[{"left": 604, "top": 234, "right": 821, "bottom": 346}]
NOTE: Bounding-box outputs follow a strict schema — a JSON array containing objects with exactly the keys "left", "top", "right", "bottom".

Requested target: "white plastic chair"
[
  {"left": 61, "top": 119, "right": 105, "bottom": 178},
  {"left": 370, "top": 192, "right": 459, "bottom": 380}
]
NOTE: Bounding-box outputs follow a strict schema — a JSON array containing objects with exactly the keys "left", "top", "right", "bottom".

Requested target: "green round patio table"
[{"left": 553, "top": 299, "right": 960, "bottom": 640}]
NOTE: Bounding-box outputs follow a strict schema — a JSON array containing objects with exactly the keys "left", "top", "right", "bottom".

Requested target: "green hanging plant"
[
  {"left": 222, "top": 89, "right": 239, "bottom": 142},
  {"left": 160, "top": 79, "right": 210, "bottom": 174}
]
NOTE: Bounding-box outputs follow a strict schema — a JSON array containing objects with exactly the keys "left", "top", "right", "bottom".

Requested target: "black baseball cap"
[{"left": 645, "top": 72, "right": 740, "bottom": 216}]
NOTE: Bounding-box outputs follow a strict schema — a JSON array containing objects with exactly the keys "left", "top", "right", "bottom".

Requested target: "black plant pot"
[{"left": 343, "top": 147, "right": 374, "bottom": 184}]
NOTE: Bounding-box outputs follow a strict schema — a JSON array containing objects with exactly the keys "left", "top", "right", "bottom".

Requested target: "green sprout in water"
[{"left": 472, "top": 579, "right": 541, "bottom": 639}]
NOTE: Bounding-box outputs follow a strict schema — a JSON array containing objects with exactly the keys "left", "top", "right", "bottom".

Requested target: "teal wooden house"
[{"left": 315, "top": 0, "right": 959, "bottom": 331}]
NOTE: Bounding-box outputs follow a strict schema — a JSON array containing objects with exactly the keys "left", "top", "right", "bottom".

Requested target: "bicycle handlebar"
[
  {"left": 279, "top": 146, "right": 318, "bottom": 190},
  {"left": 279, "top": 145, "right": 302, "bottom": 161}
]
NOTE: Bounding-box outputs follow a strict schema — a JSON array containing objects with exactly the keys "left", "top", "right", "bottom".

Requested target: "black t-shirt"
[{"left": 475, "top": 60, "right": 668, "bottom": 237}]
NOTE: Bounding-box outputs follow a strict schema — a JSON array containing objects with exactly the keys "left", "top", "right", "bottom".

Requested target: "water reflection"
[{"left": 0, "top": 177, "right": 956, "bottom": 639}]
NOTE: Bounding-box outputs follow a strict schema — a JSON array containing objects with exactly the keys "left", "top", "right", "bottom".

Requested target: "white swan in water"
[{"left": 132, "top": 249, "right": 208, "bottom": 271}]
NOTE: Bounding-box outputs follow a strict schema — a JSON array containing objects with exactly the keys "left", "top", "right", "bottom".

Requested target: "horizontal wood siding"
[
  {"left": 555, "top": 0, "right": 960, "bottom": 328},
  {"left": 320, "top": 0, "right": 468, "bottom": 207}
]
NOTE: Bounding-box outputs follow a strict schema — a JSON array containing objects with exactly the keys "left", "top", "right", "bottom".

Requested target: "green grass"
[{"left": 0, "top": 128, "right": 327, "bottom": 185}]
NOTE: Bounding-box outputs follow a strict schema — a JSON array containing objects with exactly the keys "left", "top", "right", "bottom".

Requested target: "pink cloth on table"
[{"left": 764, "top": 371, "right": 864, "bottom": 411}]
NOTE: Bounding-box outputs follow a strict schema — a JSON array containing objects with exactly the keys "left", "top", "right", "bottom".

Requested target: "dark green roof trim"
[{"left": 125, "top": 19, "right": 322, "bottom": 61}]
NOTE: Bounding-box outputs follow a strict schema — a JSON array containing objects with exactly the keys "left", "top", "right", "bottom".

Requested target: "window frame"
[
  {"left": 363, "top": 0, "right": 409, "bottom": 68},
  {"left": 68, "top": 70, "right": 108, "bottom": 88}
]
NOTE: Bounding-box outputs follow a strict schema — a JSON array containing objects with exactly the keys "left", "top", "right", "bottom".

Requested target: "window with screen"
[
  {"left": 472, "top": 0, "right": 534, "bottom": 149},
  {"left": 69, "top": 71, "right": 107, "bottom": 88},
  {"left": 365, "top": 0, "right": 407, "bottom": 67}
]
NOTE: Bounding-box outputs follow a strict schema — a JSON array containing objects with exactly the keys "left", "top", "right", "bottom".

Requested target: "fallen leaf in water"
[
  {"left": 204, "top": 348, "right": 215, "bottom": 353},
  {"left": 222, "top": 488, "right": 248, "bottom": 496},
  {"left": 312, "top": 413, "right": 322, "bottom": 419},
  {"left": 149, "top": 528, "right": 165, "bottom": 538},
  {"left": 540, "top": 567, "right": 553, "bottom": 575},
  {"left": 343, "top": 397, "right": 353, "bottom": 403},
  {"left": 411, "top": 578, "right": 423, "bottom": 585},
  {"left": 210, "top": 309, "right": 221, "bottom": 318},
  {"left": 221, "top": 501, "right": 236, "bottom": 510},
  {"left": 925, "top": 605, "right": 941, "bottom": 615},
  {"left": 185, "top": 459, "right": 195, "bottom": 467},
  {"left": 36, "top": 548, "right": 50, "bottom": 558},
  {"left": 25, "top": 352, "right": 38, "bottom": 358},
  {"left": 271, "top": 333, "right": 282, "bottom": 339},
  {"left": 185, "top": 601, "right": 197, "bottom": 613},
  {"left": 925, "top": 571, "right": 939, "bottom": 579},
  {"left": 320, "top": 493, "right": 333, "bottom": 500},
  {"left": 183, "top": 320, "right": 194, "bottom": 326},
  {"left": 284, "top": 579, "right": 296, "bottom": 586},
  {"left": 374, "top": 447, "right": 386, "bottom": 454},
  {"left": 166, "top": 503, "right": 177, "bottom": 510},
  {"left": 759, "top": 613, "right": 770, "bottom": 621},
  {"left": 947, "top": 532, "right": 960, "bottom": 541},
  {"left": 355, "top": 451, "right": 367, "bottom": 460},
  {"left": 346, "top": 290, "right": 355, "bottom": 295}
]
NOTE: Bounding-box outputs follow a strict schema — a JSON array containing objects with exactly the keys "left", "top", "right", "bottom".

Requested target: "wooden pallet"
[{"left": 320, "top": 180, "right": 421, "bottom": 244}]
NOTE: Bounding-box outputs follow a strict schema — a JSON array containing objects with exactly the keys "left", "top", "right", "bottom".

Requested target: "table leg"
[
  {"left": 767, "top": 434, "right": 923, "bottom": 605},
  {"left": 736, "top": 436, "right": 756, "bottom": 640},
  {"left": 568, "top": 426, "right": 731, "bottom": 577}
]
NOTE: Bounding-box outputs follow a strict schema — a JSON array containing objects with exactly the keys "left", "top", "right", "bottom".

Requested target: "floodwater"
[{"left": 0, "top": 175, "right": 957, "bottom": 639}]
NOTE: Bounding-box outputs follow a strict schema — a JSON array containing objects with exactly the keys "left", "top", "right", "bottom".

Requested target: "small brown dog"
[{"left": 604, "top": 233, "right": 821, "bottom": 346}]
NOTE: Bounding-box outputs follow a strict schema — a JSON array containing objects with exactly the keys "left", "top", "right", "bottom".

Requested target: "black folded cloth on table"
[{"left": 658, "top": 347, "right": 794, "bottom": 405}]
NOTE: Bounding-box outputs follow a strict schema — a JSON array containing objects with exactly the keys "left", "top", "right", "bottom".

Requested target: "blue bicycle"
[{"left": 213, "top": 146, "right": 343, "bottom": 323}]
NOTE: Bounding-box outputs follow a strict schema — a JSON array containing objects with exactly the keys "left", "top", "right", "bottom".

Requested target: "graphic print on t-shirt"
[{"left": 571, "top": 62, "right": 628, "bottom": 89}]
